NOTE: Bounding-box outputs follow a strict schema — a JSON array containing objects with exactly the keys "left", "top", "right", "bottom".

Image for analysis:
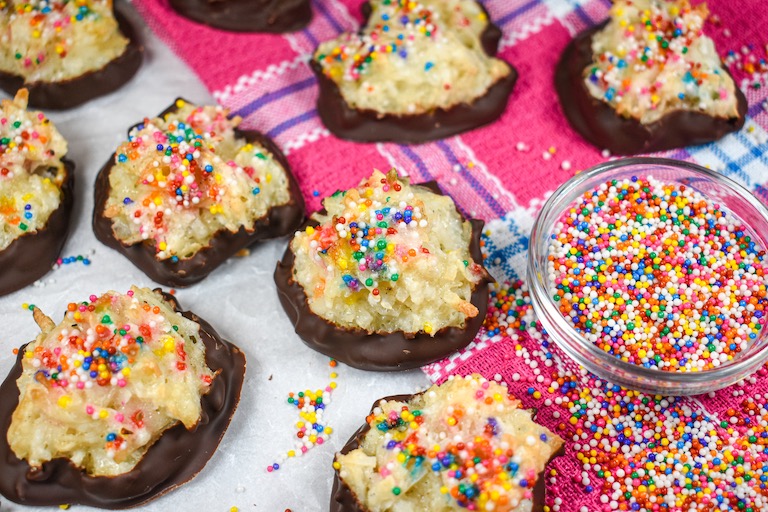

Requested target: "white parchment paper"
[{"left": 0, "top": 4, "right": 431, "bottom": 510}]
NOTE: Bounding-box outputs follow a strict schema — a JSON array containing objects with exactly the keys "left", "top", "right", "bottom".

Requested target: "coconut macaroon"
[
  {"left": 292, "top": 170, "right": 482, "bottom": 334},
  {"left": 586, "top": 0, "right": 738, "bottom": 124},
  {"left": 555, "top": 0, "right": 746, "bottom": 155},
  {"left": 0, "top": 286, "right": 246, "bottom": 508},
  {"left": 8, "top": 286, "right": 214, "bottom": 475},
  {"left": 0, "top": 88, "right": 73, "bottom": 296},
  {"left": 331, "top": 374, "right": 564, "bottom": 511},
  {"left": 94, "top": 98, "right": 305, "bottom": 287},
  {"left": 275, "top": 170, "right": 491, "bottom": 371},
  {"left": 0, "top": 0, "right": 142, "bottom": 109},
  {"left": 311, "top": 0, "right": 517, "bottom": 143}
]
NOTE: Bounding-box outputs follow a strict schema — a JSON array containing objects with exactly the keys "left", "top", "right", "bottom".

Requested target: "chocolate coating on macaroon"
[
  {"left": 555, "top": 22, "right": 747, "bottom": 156},
  {"left": 0, "top": 290, "right": 246, "bottom": 509},
  {"left": 311, "top": 3, "right": 517, "bottom": 144},
  {"left": 329, "top": 394, "right": 562, "bottom": 512},
  {"left": 274, "top": 181, "right": 491, "bottom": 371},
  {"left": 93, "top": 98, "right": 306, "bottom": 288},
  {"left": 0, "top": 159, "right": 74, "bottom": 297},
  {"left": 168, "top": 0, "right": 311, "bottom": 33},
  {"left": 0, "top": 7, "right": 143, "bottom": 110}
]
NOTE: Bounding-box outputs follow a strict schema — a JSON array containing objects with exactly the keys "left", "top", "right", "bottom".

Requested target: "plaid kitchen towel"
[{"left": 134, "top": 0, "right": 768, "bottom": 509}]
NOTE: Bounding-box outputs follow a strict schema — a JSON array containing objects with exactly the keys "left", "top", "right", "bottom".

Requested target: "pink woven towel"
[{"left": 133, "top": 0, "right": 768, "bottom": 510}]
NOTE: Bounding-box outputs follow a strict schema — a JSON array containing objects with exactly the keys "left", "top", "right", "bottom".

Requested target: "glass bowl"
[{"left": 527, "top": 157, "right": 768, "bottom": 395}]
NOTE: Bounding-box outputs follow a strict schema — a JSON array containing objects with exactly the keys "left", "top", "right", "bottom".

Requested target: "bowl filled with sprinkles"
[{"left": 528, "top": 157, "right": 768, "bottom": 395}]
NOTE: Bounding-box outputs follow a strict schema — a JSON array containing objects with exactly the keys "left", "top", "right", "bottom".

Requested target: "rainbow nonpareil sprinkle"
[
  {"left": 315, "top": 0, "right": 445, "bottom": 81},
  {"left": 268, "top": 359, "right": 338, "bottom": 473},
  {"left": 547, "top": 175, "right": 768, "bottom": 372},
  {"left": 302, "top": 172, "right": 430, "bottom": 298},
  {"left": 53, "top": 254, "right": 92, "bottom": 269},
  {"left": 0, "top": 0, "right": 123, "bottom": 77},
  {"left": 463, "top": 281, "right": 768, "bottom": 511}
]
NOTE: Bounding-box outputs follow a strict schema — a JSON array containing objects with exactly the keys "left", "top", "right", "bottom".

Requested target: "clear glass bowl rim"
[{"left": 527, "top": 156, "right": 768, "bottom": 387}]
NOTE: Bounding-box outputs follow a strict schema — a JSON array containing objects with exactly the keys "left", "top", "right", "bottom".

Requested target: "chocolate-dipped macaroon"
[
  {"left": 168, "top": 0, "right": 311, "bottom": 33},
  {"left": 555, "top": 0, "right": 746, "bottom": 156},
  {"left": 0, "top": 286, "right": 246, "bottom": 509},
  {"left": 310, "top": 0, "right": 517, "bottom": 144},
  {"left": 330, "top": 374, "right": 564, "bottom": 511},
  {"left": 275, "top": 169, "right": 492, "bottom": 371},
  {"left": 93, "top": 98, "right": 305, "bottom": 288},
  {"left": 0, "top": 89, "right": 73, "bottom": 296},
  {"left": 0, "top": 0, "right": 143, "bottom": 110}
]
